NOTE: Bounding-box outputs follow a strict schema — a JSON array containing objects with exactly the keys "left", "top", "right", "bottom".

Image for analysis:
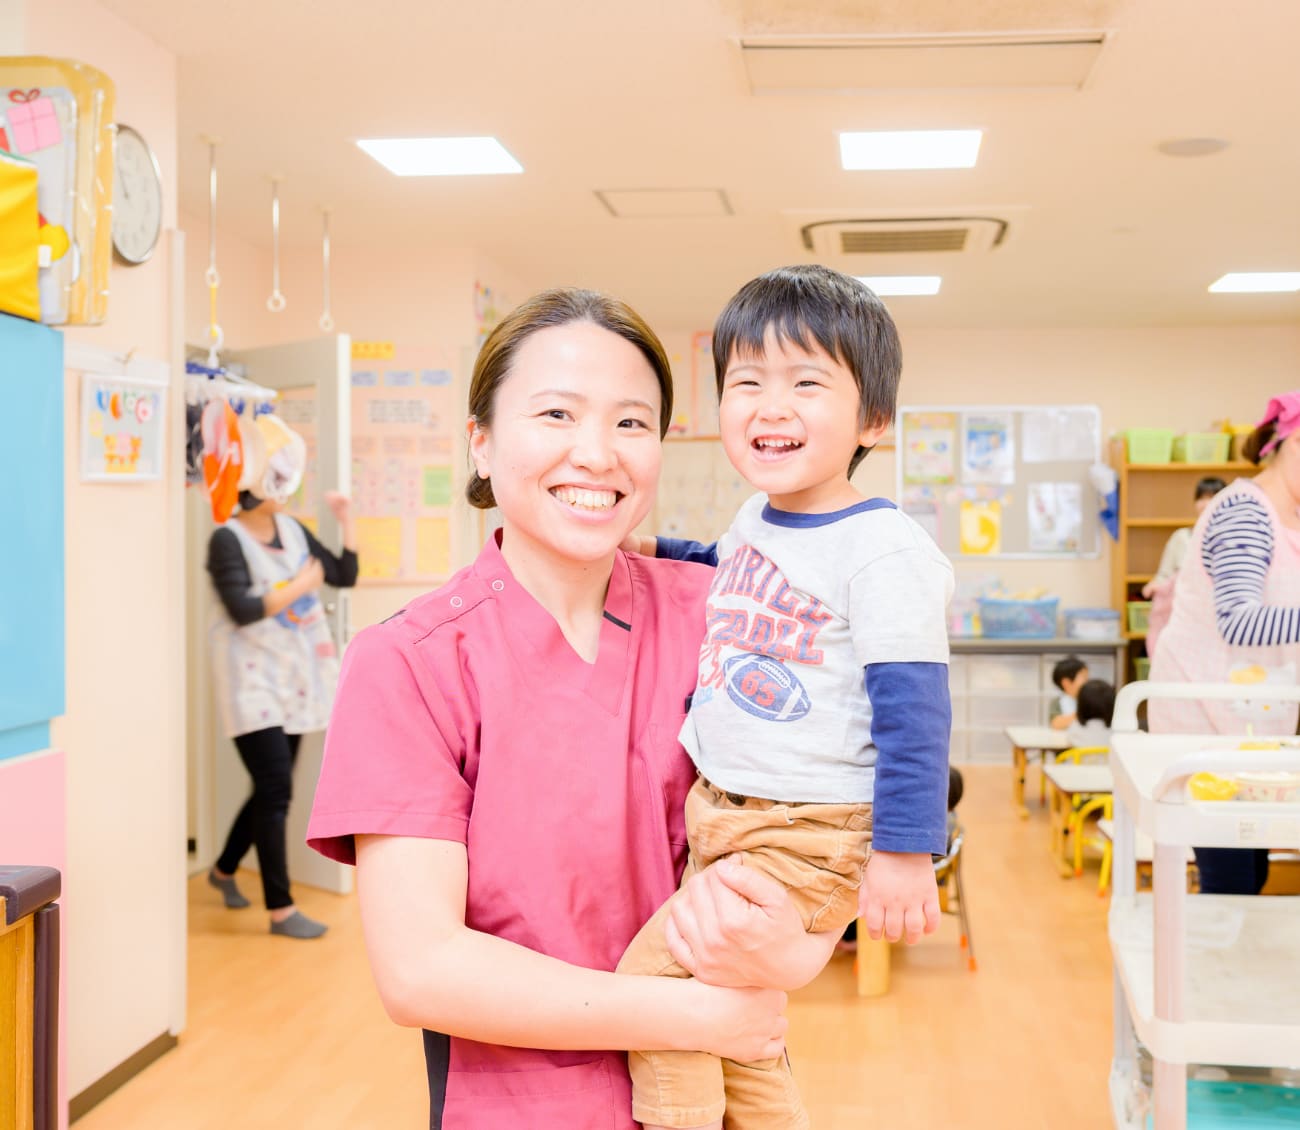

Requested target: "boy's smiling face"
[{"left": 718, "top": 327, "right": 887, "bottom": 513}]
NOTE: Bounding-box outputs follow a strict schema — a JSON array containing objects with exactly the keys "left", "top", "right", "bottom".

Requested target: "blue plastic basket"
[
  {"left": 977, "top": 596, "right": 1059, "bottom": 639},
  {"left": 1147, "top": 1079, "right": 1300, "bottom": 1128}
]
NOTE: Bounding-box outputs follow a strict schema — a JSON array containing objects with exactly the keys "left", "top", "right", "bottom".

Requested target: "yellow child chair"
[{"left": 1045, "top": 745, "right": 1110, "bottom": 874}]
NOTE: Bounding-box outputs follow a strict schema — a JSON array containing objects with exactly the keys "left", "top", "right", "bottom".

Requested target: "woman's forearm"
[
  {"left": 260, "top": 576, "right": 306, "bottom": 618},
  {"left": 376, "top": 921, "right": 711, "bottom": 1052}
]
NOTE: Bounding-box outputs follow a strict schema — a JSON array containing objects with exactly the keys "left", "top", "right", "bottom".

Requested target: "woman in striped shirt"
[{"left": 1150, "top": 391, "right": 1300, "bottom": 894}]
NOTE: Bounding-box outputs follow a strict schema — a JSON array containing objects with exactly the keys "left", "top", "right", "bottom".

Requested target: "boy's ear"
[{"left": 858, "top": 417, "right": 891, "bottom": 449}]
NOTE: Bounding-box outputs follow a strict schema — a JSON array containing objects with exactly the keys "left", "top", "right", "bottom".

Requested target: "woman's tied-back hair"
[
  {"left": 711, "top": 264, "right": 902, "bottom": 476},
  {"left": 465, "top": 288, "right": 675, "bottom": 510}
]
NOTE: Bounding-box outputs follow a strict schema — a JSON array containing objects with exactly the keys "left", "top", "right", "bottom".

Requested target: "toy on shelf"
[{"left": 0, "top": 56, "right": 115, "bottom": 325}]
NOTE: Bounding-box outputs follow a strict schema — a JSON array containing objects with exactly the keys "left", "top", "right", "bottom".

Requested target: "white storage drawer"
[
  {"left": 967, "top": 654, "right": 1039, "bottom": 693},
  {"left": 968, "top": 694, "right": 1041, "bottom": 729},
  {"left": 967, "top": 728, "right": 1012, "bottom": 763}
]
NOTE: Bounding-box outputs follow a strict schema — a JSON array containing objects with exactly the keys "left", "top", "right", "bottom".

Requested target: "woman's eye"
[
  {"left": 541, "top": 409, "right": 571, "bottom": 421},
  {"left": 618, "top": 417, "right": 651, "bottom": 429}
]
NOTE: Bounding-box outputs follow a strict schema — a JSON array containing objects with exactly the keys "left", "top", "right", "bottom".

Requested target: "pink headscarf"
[{"left": 1256, "top": 390, "right": 1300, "bottom": 456}]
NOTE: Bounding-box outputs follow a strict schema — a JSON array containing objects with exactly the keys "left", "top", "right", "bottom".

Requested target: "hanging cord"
[
  {"left": 267, "top": 176, "right": 286, "bottom": 312},
  {"left": 202, "top": 137, "right": 225, "bottom": 366},
  {"left": 319, "top": 208, "right": 335, "bottom": 332}
]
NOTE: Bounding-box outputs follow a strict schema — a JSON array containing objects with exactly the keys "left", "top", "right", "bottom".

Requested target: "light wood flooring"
[{"left": 76, "top": 764, "right": 1115, "bottom": 1129}]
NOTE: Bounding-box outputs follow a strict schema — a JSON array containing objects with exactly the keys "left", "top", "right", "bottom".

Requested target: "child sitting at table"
[
  {"left": 1049, "top": 656, "right": 1090, "bottom": 730},
  {"left": 1066, "top": 678, "right": 1115, "bottom": 748}
]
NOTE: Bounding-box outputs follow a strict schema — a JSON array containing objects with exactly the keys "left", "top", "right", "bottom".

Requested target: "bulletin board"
[
  {"left": 896, "top": 404, "right": 1102, "bottom": 560},
  {"left": 349, "top": 351, "right": 458, "bottom": 583}
]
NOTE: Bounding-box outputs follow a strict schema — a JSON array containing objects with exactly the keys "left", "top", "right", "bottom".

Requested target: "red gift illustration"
[{"left": 6, "top": 89, "right": 62, "bottom": 153}]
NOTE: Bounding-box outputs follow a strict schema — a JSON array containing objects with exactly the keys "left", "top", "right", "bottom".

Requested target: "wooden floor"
[{"left": 76, "top": 764, "right": 1116, "bottom": 1129}]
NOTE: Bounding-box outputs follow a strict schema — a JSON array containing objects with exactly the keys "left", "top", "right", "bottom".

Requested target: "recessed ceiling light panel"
[
  {"left": 1208, "top": 272, "right": 1300, "bottom": 294},
  {"left": 856, "top": 275, "right": 942, "bottom": 296},
  {"left": 356, "top": 137, "right": 523, "bottom": 177},
  {"left": 839, "top": 130, "right": 982, "bottom": 170}
]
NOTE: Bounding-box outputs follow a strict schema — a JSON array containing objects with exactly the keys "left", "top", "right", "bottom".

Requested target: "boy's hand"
[
  {"left": 619, "top": 533, "right": 655, "bottom": 556},
  {"left": 859, "top": 851, "right": 940, "bottom": 945}
]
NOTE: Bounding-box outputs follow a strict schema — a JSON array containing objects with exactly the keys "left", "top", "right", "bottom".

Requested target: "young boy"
[
  {"left": 1049, "top": 656, "right": 1090, "bottom": 730},
  {"left": 1067, "top": 678, "right": 1116, "bottom": 748},
  {"left": 617, "top": 265, "right": 953, "bottom": 1130}
]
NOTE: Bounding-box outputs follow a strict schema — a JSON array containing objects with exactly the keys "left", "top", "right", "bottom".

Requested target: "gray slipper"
[
  {"left": 270, "top": 911, "right": 328, "bottom": 939},
  {"left": 208, "top": 869, "right": 250, "bottom": 909}
]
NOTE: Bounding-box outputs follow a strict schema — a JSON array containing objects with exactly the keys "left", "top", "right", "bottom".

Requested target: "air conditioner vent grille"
[{"left": 840, "top": 228, "right": 969, "bottom": 254}]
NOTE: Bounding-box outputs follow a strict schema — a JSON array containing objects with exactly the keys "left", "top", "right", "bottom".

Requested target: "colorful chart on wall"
[
  {"left": 79, "top": 373, "right": 167, "bottom": 481},
  {"left": 350, "top": 350, "right": 457, "bottom": 583},
  {"left": 897, "top": 404, "right": 1101, "bottom": 560}
]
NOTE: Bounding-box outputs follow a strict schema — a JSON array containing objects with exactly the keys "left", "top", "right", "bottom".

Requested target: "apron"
[
  {"left": 210, "top": 514, "right": 340, "bottom": 737},
  {"left": 1149, "top": 478, "right": 1300, "bottom": 735}
]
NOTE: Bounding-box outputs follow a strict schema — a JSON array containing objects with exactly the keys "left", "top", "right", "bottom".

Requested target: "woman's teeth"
[{"left": 552, "top": 486, "right": 618, "bottom": 510}]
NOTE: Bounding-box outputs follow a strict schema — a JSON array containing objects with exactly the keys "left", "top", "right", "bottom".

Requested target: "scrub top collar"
[{"left": 474, "top": 531, "right": 634, "bottom": 716}]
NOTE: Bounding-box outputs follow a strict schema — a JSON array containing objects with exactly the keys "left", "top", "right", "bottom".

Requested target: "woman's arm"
[
  {"left": 356, "top": 835, "right": 788, "bottom": 1062},
  {"left": 1204, "top": 494, "right": 1300, "bottom": 645},
  {"left": 300, "top": 524, "right": 359, "bottom": 588}
]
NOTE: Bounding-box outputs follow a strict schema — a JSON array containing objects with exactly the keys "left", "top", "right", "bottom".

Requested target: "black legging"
[{"left": 215, "top": 727, "right": 302, "bottom": 910}]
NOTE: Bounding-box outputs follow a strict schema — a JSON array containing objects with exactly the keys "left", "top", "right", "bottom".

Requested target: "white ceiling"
[{"left": 101, "top": 0, "right": 1300, "bottom": 331}]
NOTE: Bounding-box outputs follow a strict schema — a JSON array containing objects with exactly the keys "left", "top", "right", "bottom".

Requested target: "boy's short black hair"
[
  {"left": 711, "top": 264, "right": 902, "bottom": 476},
  {"left": 1195, "top": 476, "right": 1227, "bottom": 500},
  {"left": 1051, "top": 656, "right": 1088, "bottom": 690},
  {"left": 947, "top": 765, "right": 964, "bottom": 812},
  {"left": 1076, "top": 679, "right": 1116, "bottom": 728}
]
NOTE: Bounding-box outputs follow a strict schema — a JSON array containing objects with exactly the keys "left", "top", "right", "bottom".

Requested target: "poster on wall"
[
  {"left": 1022, "top": 408, "right": 1098, "bottom": 464},
  {"left": 962, "top": 411, "right": 1015, "bottom": 485},
  {"left": 351, "top": 357, "right": 457, "bottom": 583},
  {"left": 1027, "top": 482, "right": 1083, "bottom": 553},
  {"left": 959, "top": 498, "right": 1002, "bottom": 555},
  {"left": 80, "top": 374, "right": 167, "bottom": 481},
  {"left": 902, "top": 411, "right": 957, "bottom": 484}
]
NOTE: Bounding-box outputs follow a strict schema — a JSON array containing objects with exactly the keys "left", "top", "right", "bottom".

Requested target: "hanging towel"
[{"left": 201, "top": 399, "right": 244, "bottom": 523}]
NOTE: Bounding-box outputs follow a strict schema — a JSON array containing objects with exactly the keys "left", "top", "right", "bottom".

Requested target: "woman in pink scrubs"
[{"left": 307, "top": 289, "right": 834, "bottom": 1128}]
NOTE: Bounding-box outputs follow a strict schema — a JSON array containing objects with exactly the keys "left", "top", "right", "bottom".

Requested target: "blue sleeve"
[
  {"left": 865, "top": 662, "right": 951, "bottom": 856},
  {"left": 655, "top": 537, "right": 718, "bottom": 567}
]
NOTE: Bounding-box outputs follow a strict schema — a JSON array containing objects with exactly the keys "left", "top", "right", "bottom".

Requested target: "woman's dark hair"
[
  {"left": 465, "top": 288, "right": 674, "bottom": 510},
  {"left": 1051, "top": 656, "right": 1088, "bottom": 690},
  {"left": 1076, "top": 679, "right": 1116, "bottom": 728},
  {"left": 711, "top": 264, "right": 901, "bottom": 476},
  {"left": 237, "top": 490, "right": 262, "bottom": 512},
  {"left": 1243, "top": 422, "right": 1276, "bottom": 465},
  {"left": 1195, "top": 476, "right": 1227, "bottom": 500}
]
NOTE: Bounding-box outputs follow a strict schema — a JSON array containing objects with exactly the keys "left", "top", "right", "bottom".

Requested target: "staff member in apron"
[
  {"left": 1150, "top": 391, "right": 1300, "bottom": 894},
  {"left": 207, "top": 414, "right": 358, "bottom": 937},
  {"left": 308, "top": 290, "right": 834, "bottom": 1128}
]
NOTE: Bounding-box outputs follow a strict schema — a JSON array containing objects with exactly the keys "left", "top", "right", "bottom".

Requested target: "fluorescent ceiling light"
[
  {"left": 1208, "top": 272, "right": 1300, "bottom": 293},
  {"left": 840, "top": 129, "right": 982, "bottom": 170},
  {"left": 856, "top": 275, "right": 942, "bottom": 296},
  {"left": 356, "top": 136, "right": 522, "bottom": 176}
]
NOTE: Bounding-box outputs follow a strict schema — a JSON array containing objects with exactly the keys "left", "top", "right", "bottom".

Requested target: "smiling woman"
[{"left": 306, "top": 287, "right": 831, "bottom": 1130}]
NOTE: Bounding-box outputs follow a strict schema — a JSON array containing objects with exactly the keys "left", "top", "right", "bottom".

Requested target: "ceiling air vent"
[{"left": 800, "top": 217, "right": 1008, "bottom": 257}]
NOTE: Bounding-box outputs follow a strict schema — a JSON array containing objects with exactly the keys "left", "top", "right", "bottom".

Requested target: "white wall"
[{"left": 21, "top": 0, "right": 188, "bottom": 1101}]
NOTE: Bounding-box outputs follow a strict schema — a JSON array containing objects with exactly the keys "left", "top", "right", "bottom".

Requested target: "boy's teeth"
[{"left": 553, "top": 486, "right": 617, "bottom": 510}]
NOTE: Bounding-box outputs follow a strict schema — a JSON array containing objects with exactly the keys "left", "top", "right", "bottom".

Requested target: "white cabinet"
[
  {"left": 1107, "top": 682, "right": 1300, "bottom": 1129},
  {"left": 948, "top": 642, "right": 1121, "bottom": 764}
]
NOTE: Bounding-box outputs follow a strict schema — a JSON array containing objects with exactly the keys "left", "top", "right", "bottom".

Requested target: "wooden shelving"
[{"left": 1109, "top": 437, "right": 1250, "bottom": 682}]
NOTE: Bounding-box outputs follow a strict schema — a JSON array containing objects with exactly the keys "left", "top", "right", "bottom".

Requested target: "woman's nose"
[{"left": 570, "top": 423, "right": 618, "bottom": 471}]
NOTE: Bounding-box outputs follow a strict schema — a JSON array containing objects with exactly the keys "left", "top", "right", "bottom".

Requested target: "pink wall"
[{"left": 0, "top": 751, "right": 67, "bottom": 1130}]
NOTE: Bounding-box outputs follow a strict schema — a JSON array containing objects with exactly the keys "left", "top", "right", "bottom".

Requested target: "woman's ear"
[{"left": 466, "top": 416, "right": 490, "bottom": 480}]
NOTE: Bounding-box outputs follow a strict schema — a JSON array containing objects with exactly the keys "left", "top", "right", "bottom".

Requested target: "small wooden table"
[
  {"left": 1004, "top": 725, "right": 1074, "bottom": 818},
  {"left": 1042, "top": 761, "right": 1114, "bottom": 876}
]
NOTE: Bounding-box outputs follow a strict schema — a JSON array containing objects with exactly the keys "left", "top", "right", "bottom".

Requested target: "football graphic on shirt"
[{"left": 722, "top": 654, "right": 811, "bottom": 722}]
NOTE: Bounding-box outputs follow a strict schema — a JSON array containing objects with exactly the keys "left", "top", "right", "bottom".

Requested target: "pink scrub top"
[{"left": 307, "top": 532, "right": 710, "bottom": 1129}]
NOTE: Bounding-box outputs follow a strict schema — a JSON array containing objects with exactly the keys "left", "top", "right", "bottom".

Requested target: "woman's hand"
[
  {"left": 296, "top": 557, "right": 325, "bottom": 594},
  {"left": 665, "top": 857, "right": 836, "bottom": 991},
  {"left": 685, "top": 980, "right": 788, "bottom": 1063},
  {"left": 323, "top": 491, "right": 351, "bottom": 520}
]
